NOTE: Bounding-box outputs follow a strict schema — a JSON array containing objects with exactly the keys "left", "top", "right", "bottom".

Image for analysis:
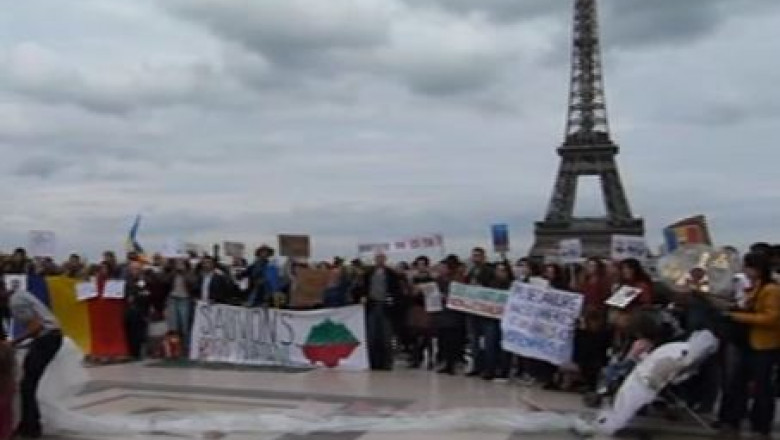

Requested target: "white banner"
[
  {"left": 611, "top": 235, "right": 648, "bottom": 261},
  {"left": 559, "top": 238, "right": 583, "bottom": 264},
  {"left": 501, "top": 282, "right": 583, "bottom": 366},
  {"left": 28, "top": 230, "right": 56, "bottom": 258},
  {"left": 190, "top": 302, "right": 369, "bottom": 371},
  {"left": 358, "top": 234, "right": 444, "bottom": 255}
]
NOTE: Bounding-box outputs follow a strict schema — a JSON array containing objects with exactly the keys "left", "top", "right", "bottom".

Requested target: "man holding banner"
[{"left": 464, "top": 247, "right": 496, "bottom": 378}]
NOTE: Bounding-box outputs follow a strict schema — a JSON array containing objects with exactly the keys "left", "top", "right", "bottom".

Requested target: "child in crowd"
[
  {"left": 0, "top": 341, "right": 14, "bottom": 440},
  {"left": 595, "top": 310, "right": 662, "bottom": 397}
]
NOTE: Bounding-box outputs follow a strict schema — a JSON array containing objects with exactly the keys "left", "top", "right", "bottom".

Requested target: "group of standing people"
[
  {"left": 354, "top": 243, "right": 780, "bottom": 439},
  {"left": 3, "top": 242, "right": 780, "bottom": 438}
]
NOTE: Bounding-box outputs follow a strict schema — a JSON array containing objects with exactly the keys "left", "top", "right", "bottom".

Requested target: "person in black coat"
[
  {"left": 124, "top": 262, "right": 151, "bottom": 360},
  {"left": 354, "top": 254, "right": 405, "bottom": 370},
  {"left": 464, "top": 247, "right": 496, "bottom": 377},
  {"left": 197, "top": 256, "right": 235, "bottom": 305}
]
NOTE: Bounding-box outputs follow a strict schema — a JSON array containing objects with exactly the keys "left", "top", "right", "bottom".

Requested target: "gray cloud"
[
  {"left": 14, "top": 156, "right": 70, "bottom": 179},
  {"left": 1, "top": 0, "right": 780, "bottom": 260},
  {"left": 164, "top": 0, "right": 391, "bottom": 67},
  {"left": 161, "top": 0, "right": 523, "bottom": 98}
]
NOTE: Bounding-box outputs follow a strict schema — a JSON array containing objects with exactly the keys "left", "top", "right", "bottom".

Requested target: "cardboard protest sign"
[
  {"left": 501, "top": 282, "right": 583, "bottom": 366},
  {"left": 224, "top": 241, "right": 246, "bottom": 259},
  {"left": 28, "top": 230, "right": 56, "bottom": 258},
  {"left": 559, "top": 238, "right": 583, "bottom": 264},
  {"left": 447, "top": 282, "right": 509, "bottom": 320},
  {"left": 491, "top": 224, "right": 510, "bottom": 253},
  {"left": 190, "top": 302, "right": 369, "bottom": 370},
  {"left": 611, "top": 235, "right": 648, "bottom": 261},
  {"left": 279, "top": 235, "right": 311, "bottom": 258},
  {"left": 290, "top": 268, "right": 329, "bottom": 307}
]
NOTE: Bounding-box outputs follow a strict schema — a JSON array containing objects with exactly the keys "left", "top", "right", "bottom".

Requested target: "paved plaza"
[{"left": 45, "top": 361, "right": 721, "bottom": 440}]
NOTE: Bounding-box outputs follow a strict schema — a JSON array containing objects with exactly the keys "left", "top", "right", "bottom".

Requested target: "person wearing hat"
[{"left": 241, "top": 246, "right": 280, "bottom": 308}]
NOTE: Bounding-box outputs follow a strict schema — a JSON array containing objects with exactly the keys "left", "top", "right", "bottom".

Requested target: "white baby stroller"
[
  {"left": 593, "top": 329, "right": 719, "bottom": 436},
  {"left": 583, "top": 307, "right": 684, "bottom": 409}
]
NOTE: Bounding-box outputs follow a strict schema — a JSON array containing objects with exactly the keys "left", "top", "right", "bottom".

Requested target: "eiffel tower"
[{"left": 530, "top": 0, "right": 644, "bottom": 259}]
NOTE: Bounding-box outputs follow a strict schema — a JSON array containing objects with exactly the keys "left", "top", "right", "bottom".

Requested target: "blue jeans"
[
  {"left": 166, "top": 297, "right": 192, "bottom": 348},
  {"left": 483, "top": 319, "right": 510, "bottom": 377}
]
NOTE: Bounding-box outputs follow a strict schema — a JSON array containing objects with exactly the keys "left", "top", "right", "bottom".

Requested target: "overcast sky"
[{"left": 1, "top": 0, "right": 778, "bottom": 261}]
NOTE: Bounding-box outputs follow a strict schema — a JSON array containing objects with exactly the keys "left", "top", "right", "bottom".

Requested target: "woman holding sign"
[
  {"left": 407, "top": 256, "right": 435, "bottom": 369},
  {"left": 618, "top": 259, "right": 653, "bottom": 307}
]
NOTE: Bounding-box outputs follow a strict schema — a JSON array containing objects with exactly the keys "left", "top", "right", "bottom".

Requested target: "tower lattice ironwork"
[{"left": 530, "top": 0, "right": 644, "bottom": 259}]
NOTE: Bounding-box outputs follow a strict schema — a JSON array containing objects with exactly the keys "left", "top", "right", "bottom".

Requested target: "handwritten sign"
[
  {"left": 559, "top": 239, "right": 583, "bottom": 264},
  {"left": 419, "top": 282, "right": 443, "bottom": 313},
  {"left": 3, "top": 275, "right": 27, "bottom": 294},
  {"left": 279, "top": 235, "right": 311, "bottom": 259},
  {"left": 501, "top": 282, "right": 583, "bottom": 366},
  {"left": 103, "top": 280, "right": 126, "bottom": 299},
  {"left": 291, "top": 268, "right": 329, "bottom": 307},
  {"left": 28, "top": 230, "right": 56, "bottom": 258},
  {"left": 447, "top": 282, "right": 509, "bottom": 320},
  {"left": 76, "top": 281, "right": 98, "bottom": 301},
  {"left": 190, "top": 302, "right": 368, "bottom": 370},
  {"left": 611, "top": 235, "right": 647, "bottom": 261}
]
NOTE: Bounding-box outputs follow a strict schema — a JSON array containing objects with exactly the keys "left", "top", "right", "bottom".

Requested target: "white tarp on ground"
[{"left": 29, "top": 337, "right": 593, "bottom": 438}]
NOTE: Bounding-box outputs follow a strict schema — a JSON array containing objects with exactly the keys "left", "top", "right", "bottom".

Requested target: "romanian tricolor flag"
[
  {"left": 663, "top": 215, "right": 712, "bottom": 252},
  {"left": 15, "top": 275, "right": 92, "bottom": 353}
]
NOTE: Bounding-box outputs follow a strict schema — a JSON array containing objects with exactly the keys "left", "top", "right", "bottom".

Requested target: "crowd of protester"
[{"left": 2, "top": 242, "right": 780, "bottom": 437}]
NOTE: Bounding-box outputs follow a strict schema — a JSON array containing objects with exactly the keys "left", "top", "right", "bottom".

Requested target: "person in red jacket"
[{"left": 618, "top": 258, "right": 654, "bottom": 307}]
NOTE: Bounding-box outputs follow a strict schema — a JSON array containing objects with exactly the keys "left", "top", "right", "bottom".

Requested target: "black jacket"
[
  {"left": 198, "top": 272, "right": 235, "bottom": 304},
  {"left": 356, "top": 266, "right": 404, "bottom": 308},
  {"left": 465, "top": 263, "right": 496, "bottom": 287}
]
